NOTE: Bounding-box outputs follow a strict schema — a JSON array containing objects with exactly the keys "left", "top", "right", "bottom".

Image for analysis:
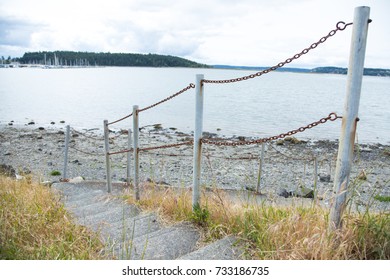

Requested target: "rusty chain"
[
  {"left": 202, "top": 21, "right": 353, "bottom": 84},
  {"left": 108, "top": 140, "right": 193, "bottom": 155},
  {"left": 108, "top": 112, "right": 133, "bottom": 126},
  {"left": 201, "top": 112, "right": 342, "bottom": 146},
  {"left": 70, "top": 145, "right": 105, "bottom": 156},
  {"left": 70, "top": 128, "right": 104, "bottom": 141},
  {"left": 139, "top": 140, "right": 194, "bottom": 152},
  {"left": 108, "top": 83, "right": 194, "bottom": 125},
  {"left": 108, "top": 148, "right": 133, "bottom": 156},
  {"left": 138, "top": 83, "right": 195, "bottom": 113}
]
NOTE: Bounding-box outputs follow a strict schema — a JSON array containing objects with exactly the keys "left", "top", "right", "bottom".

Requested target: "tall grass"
[
  {"left": 0, "top": 175, "right": 104, "bottom": 259},
  {"left": 126, "top": 183, "right": 389, "bottom": 260}
]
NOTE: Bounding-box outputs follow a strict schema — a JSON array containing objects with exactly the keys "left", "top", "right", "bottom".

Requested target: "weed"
[
  {"left": 50, "top": 170, "right": 61, "bottom": 176},
  {"left": 191, "top": 204, "right": 210, "bottom": 226}
]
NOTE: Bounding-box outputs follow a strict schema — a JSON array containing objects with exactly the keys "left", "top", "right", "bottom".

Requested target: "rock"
[
  {"left": 8, "top": 122, "right": 13, "bottom": 126},
  {"left": 278, "top": 188, "right": 290, "bottom": 198},
  {"left": 278, "top": 186, "right": 314, "bottom": 199},
  {"left": 50, "top": 122, "right": 55, "bottom": 125},
  {"left": 319, "top": 174, "right": 331, "bottom": 182},
  {"left": 293, "top": 186, "right": 314, "bottom": 198},
  {"left": 38, "top": 127, "right": 45, "bottom": 131},
  {"left": 28, "top": 121, "right": 35, "bottom": 125},
  {"left": 41, "top": 181, "right": 54, "bottom": 187},
  {"left": 0, "top": 164, "right": 16, "bottom": 177},
  {"left": 358, "top": 169, "right": 367, "bottom": 180},
  {"left": 60, "top": 120, "right": 65, "bottom": 124},
  {"left": 69, "top": 176, "right": 84, "bottom": 183},
  {"left": 15, "top": 174, "right": 25, "bottom": 180}
]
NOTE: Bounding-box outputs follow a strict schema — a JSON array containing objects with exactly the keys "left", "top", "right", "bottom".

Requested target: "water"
[{"left": 1, "top": 67, "right": 389, "bottom": 144}]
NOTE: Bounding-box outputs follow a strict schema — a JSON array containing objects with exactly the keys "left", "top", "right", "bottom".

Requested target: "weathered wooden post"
[
  {"left": 133, "top": 106, "right": 140, "bottom": 201},
  {"left": 192, "top": 74, "right": 204, "bottom": 209},
  {"left": 103, "top": 120, "right": 112, "bottom": 193},
  {"left": 127, "top": 129, "right": 132, "bottom": 185},
  {"left": 329, "top": 6, "right": 370, "bottom": 231},
  {"left": 313, "top": 157, "right": 318, "bottom": 200},
  {"left": 256, "top": 143, "right": 265, "bottom": 193},
  {"left": 63, "top": 125, "right": 70, "bottom": 179}
]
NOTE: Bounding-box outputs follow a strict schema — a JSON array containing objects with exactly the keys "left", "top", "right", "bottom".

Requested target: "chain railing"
[
  {"left": 98, "top": 18, "right": 362, "bottom": 211},
  {"left": 201, "top": 113, "right": 342, "bottom": 146},
  {"left": 202, "top": 21, "right": 352, "bottom": 84}
]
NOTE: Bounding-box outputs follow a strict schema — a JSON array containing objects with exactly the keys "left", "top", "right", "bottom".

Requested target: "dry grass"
[
  {"left": 125, "top": 183, "right": 390, "bottom": 260},
  {"left": 0, "top": 175, "right": 105, "bottom": 259}
]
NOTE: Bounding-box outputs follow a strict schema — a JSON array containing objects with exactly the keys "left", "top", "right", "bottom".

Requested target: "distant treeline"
[
  {"left": 18, "top": 51, "right": 210, "bottom": 68},
  {"left": 212, "top": 65, "right": 390, "bottom": 77},
  {"left": 310, "top": 67, "right": 390, "bottom": 77}
]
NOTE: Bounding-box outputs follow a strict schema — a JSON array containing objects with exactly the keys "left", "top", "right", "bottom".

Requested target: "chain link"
[
  {"left": 70, "top": 128, "right": 104, "bottom": 141},
  {"left": 201, "top": 112, "right": 342, "bottom": 146},
  {"left": 108, "top": 113, "right": 133, "bottom": 126},
  {"left": 108, "top": 148, "right": 133, "bottom": 156},
  {"left": 70, "top": 145, "right": 105, "bottom": 156},
  {"left": 202, "top": 21, "right": 353, "bottom": 84},
  {"left": 139, "top": 140, "right": 194, "bottom": 152},
  {"left": 138, "top": 83, "right": 195, "bottom": 113}
]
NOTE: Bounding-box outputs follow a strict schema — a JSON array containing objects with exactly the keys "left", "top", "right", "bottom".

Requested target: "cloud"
[
  {"left": 0, "top": 0, "right": 389, "bottom": 68},
  {"left": 0, "top": 17, "right": 44, "bottom": 47}
]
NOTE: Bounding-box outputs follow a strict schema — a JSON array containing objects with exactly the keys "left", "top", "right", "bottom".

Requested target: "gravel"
[{"left": 1, "top": 122, "right": 389, "bottom": 212}]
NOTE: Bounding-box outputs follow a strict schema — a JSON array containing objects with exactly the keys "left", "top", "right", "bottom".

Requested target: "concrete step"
[
  {"left": 52, "top": 181, "right": 241, "bottom": 260},
  {"left": 179, "top": 236, "right": 243, "bottom": 260},
  {"left": 115, "top": 222, "right": 200, "bottom": 260},
  {"left": 75, "top": 203, "right": 140, "bottom": 228}
]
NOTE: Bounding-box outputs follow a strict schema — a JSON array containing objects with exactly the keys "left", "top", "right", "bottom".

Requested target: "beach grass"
[
  {"left": 0, "top": 175, "right": 104, "bottom": 260},
  {"left": 125, "top": 183, "right": 390, "bottom": 260}
]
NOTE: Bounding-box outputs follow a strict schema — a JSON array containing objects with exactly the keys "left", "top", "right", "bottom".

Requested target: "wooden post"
[
  {"left": 127, "top": 129, "right": 132, "bottom": 185},
  {"left": 63, "top": 125, "right": 70, "bottom": 179},
  {"left": 103, "top": 120, "right": 112, "bottom": 193},
  {"left": 256, "top": 143, "right": 265, "bottom": 193},
  {"left": 329, "top": 6, "right": 370, "bottom": 231},
  {"left": 313, "top": 157, "right": 318, "bottom": 200},
  {"left": 192, "top": 74, "right": 204, "bottom": 209},
  {"left": 133, "top": 106, "right": 140, "bottom": 201}
]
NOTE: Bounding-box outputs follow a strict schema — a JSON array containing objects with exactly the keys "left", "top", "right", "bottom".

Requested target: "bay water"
[{"left": 1, "top": 67, "right": 389, "bottom": 144}]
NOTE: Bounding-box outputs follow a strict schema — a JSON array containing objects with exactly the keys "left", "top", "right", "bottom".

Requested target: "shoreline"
[{"left": 1, "top": 122, "right": 389, "bottom": 212}]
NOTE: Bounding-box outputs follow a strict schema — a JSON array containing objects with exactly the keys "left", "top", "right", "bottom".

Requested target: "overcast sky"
[{"left": 0, "top": 0, "right": 388, "bottom": 68}]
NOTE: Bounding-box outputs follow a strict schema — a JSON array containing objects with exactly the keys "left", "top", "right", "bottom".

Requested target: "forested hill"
[
  {"left": 18, "top": 51, "right": 209, "bottom": 68},
  {"left": 310, "top": 66, "right": 390, "bottom": 77}
]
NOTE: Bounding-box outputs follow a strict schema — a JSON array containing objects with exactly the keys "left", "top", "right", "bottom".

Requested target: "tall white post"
[
  {"left": 329, "top": 6, "right": 370, "bottom": 231},
  {"left": 192, "top": 74, "right": 204, "bottom": 209},
  {"left": 104, "top": 120, "right": 112, "bottom": 193},
  {"left": 127, "top": 129, "right": 132, "bottom": 185},
  {"left": 133, "top": 106, "right": 140, "bottom": 201},
  {"left": 63, "top": 125, "right": 70, "bottom": 179}
]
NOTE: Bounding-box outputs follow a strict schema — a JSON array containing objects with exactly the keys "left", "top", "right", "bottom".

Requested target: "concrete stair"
[{"left": 52, "top": 181, "right": 242, "bottom": 260}]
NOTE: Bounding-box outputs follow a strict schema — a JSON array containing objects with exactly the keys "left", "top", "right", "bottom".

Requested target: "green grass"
[
  {"left": 374, "top": 195, "right": 390, "bottom": 203},
  {"left": 0, "top": 175, "right": 105, "bottom": 259}
]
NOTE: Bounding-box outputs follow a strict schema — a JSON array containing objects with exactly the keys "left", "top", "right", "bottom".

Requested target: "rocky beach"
[{"left": 1, "top": 121, "right": 389, "bottom": 212}]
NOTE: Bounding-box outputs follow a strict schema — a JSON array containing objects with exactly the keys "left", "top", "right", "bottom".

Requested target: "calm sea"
[{"left": 0, "top": 67, "right": 389, "bottom": 144}]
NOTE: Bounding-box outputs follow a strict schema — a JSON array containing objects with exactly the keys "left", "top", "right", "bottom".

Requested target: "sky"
[{"left": 0, "top": 0, "right": 389, "bottom": 68}]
